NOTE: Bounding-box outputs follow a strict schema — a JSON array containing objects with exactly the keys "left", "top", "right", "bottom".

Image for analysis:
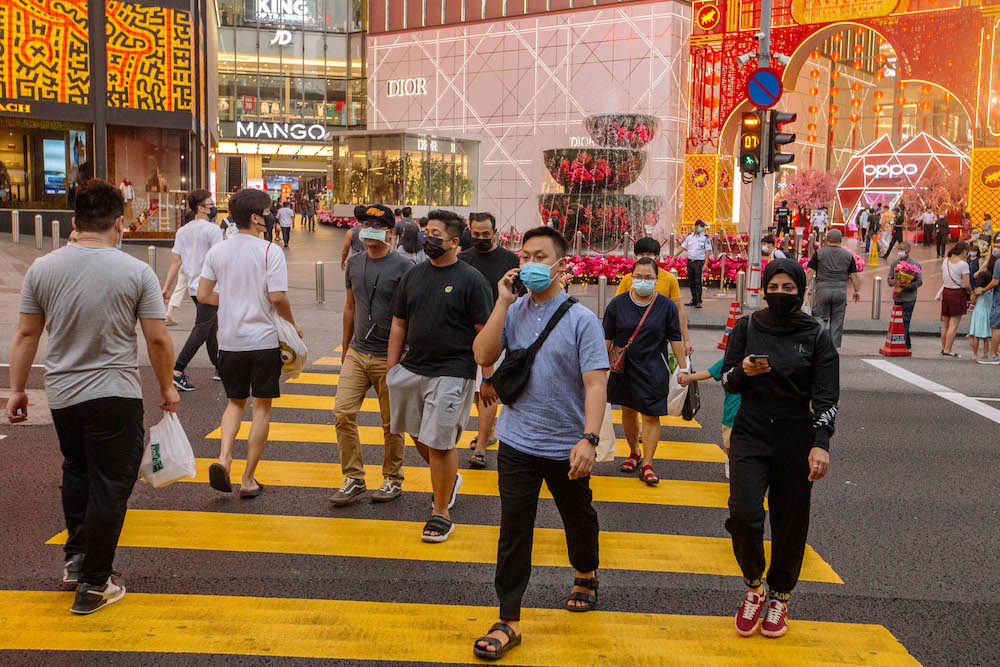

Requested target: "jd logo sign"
[
  {"left": 269, "top": 30, "right": 292, "bottom": 46},
  {"left": 387, "top": 78, "right": 427, "bottom": 98},
  {"left": 236, "top": 122, "right": 331, "bottom": 141},
  {"left": 863, "top": 163, "right": 918, "bottom": 178}
]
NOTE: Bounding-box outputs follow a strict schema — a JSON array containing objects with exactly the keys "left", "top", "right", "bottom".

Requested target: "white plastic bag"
[
  {"left": 140, "top": 412, "right": 196, "bottom": 488},
  {"left": 276, "top": 316, "right": 307, "bottom": 379},
  {"left": 667, "top": 357, "right": 691, "bottom": 417},
  {"left": 595, "top": 403, "right": 615, "bottom": 463}
]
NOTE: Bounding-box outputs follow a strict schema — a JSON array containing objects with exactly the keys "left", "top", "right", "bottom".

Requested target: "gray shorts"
[{"left": 386, "top": 365, "right": 476, "bottom": 450}]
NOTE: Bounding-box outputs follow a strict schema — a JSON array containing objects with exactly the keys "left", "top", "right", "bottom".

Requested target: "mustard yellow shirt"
[{"left": 616, "top": 270, "right": 681, "bottom": 300}]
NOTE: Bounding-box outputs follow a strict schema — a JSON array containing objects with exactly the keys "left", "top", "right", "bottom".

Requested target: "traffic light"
[
  {"left": 739, "top": 112, "right": 762, "bottom": 175},
  {"left": 767, "top": 111, "right": 796, "bottom": 173}
]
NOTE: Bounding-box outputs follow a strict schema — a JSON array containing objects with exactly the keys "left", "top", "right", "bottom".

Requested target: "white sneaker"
[
  {"left": 724, "top": 458, "right": 730, "bottom": 480},
  {"left": 977, "top": 355, "right": 1000, "bottom": 365},
  {"left": 70, "top": 575, "right": 126, "bottom": 614},
  {"left": 449, "top": 473, "right": 463, "bottom": 509}
]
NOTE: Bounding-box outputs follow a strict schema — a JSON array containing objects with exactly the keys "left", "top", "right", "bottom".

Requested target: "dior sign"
[
  {"left": 387, "top": 78, "right": 427, "bottom": 98},
  {"left": 236, "top": 122, "right": 331, "bottom": 141}
]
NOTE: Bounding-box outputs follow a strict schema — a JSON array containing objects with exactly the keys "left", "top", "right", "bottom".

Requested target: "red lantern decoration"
[
  {"left": 855, "top": 27, "right": 864, "bottom": 35},
  {"left": 703, "top": 97, "right": 720, "bottom": 108},
  {"left": 875, "top": 70, "right": 885, "bottom": 81},
  {"left": 807, "top": 135, "right": 816, "bottom": 143},
  {"left": 703, "top": 74, "right": 721, "bottom": 85},
  {"left": 945, "top": 92, "right": 953, "bottom": 101},
  {"left": 896, "top": 96, "right": 906, "bottom": 106},
  {"left": 807, "top": 122, "right": 817, "bottom": 131},
  {"left": 854, "top": 44, "right": 864, "bottom": 54},
  {"left": 808, "top": 105, "right": 819, "bottom": 114},
  {"left": 833, "top": 34, "right": 842, "bottom": 43},
  {"left": 853, "top": 60, "right": 862, "bottom": 70},
  {"left": 810, "top": 69, "right": 819, "bottom": 78},
  {"left": 829, "top": 104, "right": 839, "bottom": 114},
  {"left": 878, "top": 36, "right": 886, "bottom": 45},
  {"left": 830, "top": 87, "right": 840, "bottom": 96},
  {"left": 829, "top": 116, "right": 838, "bottom": 125},
  {"left": 874, "top": 90, "right": 884, "bottom": 100},
  {"left": 873, "top": 104, "right": 883, "bottom": 113},
  {"left": 919, "top": 100, "right": 931, "bottom": 110},
  {"left": 851, "top": 82, "right": 862, "bottom": 92},
  {"left": 850, "top": 113, "right": 860, "bottom": 123},
  {"left": 831, "top": 52, "right": 841, "bottom": 62},
  {"left": 811, "top": 50, "right": 821, "bottom": 59},
  {"left": 921, "top": 84, "right": 932, "bottom": 94},
  {"left": 831, "top": 70, "right": 841, "bottom": 80},
  {"left": 876, "top": 54, "right": 886, "bottom": 64},
  {"left": 851, "top": 98, "right": 861, "bottom": 108},
  {"left": 897, "top": 81, "right": 906, "bottom": 90},
  {"left": 809, "top": 87, "right": 819, "bottom": 96}
]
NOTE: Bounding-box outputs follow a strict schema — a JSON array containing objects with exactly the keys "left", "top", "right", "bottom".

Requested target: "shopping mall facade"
[{"left": 0, "top": 0, "right": 214, "bottom": 236}]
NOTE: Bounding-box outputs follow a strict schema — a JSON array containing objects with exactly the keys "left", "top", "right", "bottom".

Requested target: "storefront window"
[
  {"left": 349, "top": 33, "right": 364, "bottom": 77},
  {"left": 349, "top": 150, "right": 367, "bottom": 203},
  {"left": 108, "top": 127, "right": 189, "bottom": 233},
  {"left": 405, "top": 149, "right": 424, "bottom": 204},
  {"left": 349, "top": 79, "right": 366, "bottom": 126},
  {"left": 429, "top": 153, "right": 452, "bottom": 206},
  {"left": 350, "top": 0, "right": 364, "bottom": 31},
  {"left": 0, "top": 129, "right": 29, "bottom": 202},
  {"left": 325, "top": 0, "right": 349, "bottom": 33}
]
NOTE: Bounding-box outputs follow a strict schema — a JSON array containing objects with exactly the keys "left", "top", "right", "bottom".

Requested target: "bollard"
[
  {"left": 597, "top": 275, "right": 608, "bottom": 318},
  {"left": 872, "top": 276, "right": 882, "bottom": 320},
  {"left": 715, "top": 254, "right": 727, "bottom": 296},
  {"left": 794, "top": 228, "right": 803, "bottom": 259},
  {"left": 736, "top": 269, "right": 746, "bottom": 307},
  {"left": 51, "top": 220, "right": 60, "bottom": 251},
  {"left": 315, "top": 261, "right": 325, "bottom": 303},
  {"left": 574, "top": 231, "right": 583, "bottom": 257},
  {"left": 668, "top": 232, "right": 675, "bottom": 257},
  {"left": 147, "top": 245, "right": 156, "bottom": 273},
  {"left": 622, "top": 232, "right": 631, "bottom": 258},
  {"left": 34, "top": 214, "right": 43, "bottom": 250},
  {"left": 11, "top": 210, "right": 19, "bottom": 244}
]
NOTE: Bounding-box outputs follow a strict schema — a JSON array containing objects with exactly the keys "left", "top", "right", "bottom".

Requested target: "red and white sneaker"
[
  {"left": 734, "top": 590, "right": 764, "bottom": 636},
  {"left": 760, "top": 598, "right": 788, "bottom": 638}
]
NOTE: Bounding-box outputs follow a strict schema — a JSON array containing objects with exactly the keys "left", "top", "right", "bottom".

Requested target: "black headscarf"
[{"left": 752, "top": 257, "right": 818, "bottom": 333}]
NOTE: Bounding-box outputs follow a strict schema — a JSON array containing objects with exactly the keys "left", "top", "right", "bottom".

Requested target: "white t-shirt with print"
[
  {"left": 201, "top": 234, "right": 288, "bottom": 351},
  {"left": 172, "top": 219, "right": 223, "bottom": 296},
  {"left": 277, "top": 208, "right": 294, "bottom": 228}
]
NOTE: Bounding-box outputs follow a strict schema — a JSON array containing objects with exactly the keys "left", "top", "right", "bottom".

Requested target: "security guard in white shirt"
[{"left": 676, "top": 219, "right": 713, "bottom": 308}]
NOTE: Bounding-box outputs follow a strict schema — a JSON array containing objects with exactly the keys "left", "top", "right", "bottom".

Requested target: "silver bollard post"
[
  {"left": 597, "top": 275, "right": 608, "bottom": 318},
  {"left": 574, "top": 231, "right": 583, "bottom": 257},
  {"left": 11, "top": 210, "right": 19, "bottom": 244},
  {"left": 51, "top": 220, "right": 60, "bottom": 251},
  {"left": 34, "top": 214, "right": 43, "bottom": 250},
  {"left": 622, "top": 232, "right": 631, "bottom": 258},
  {"left": 794, "top": 228, "right": 803, "bottom": 259},
  {"left": 315, "top": 260, "right": 325, "bottom": 303},
  {"left": 872, "top": 276, "right": 882, "bottom": 320},
  {"left": 715, "top": 254, "right": 727, "bottom": 296},
  {"left": 147, "top": 245, "right": 156, "bottom": 273},
  {"left": 668, "top": 232, "right": 675, "bottom": 256},
  {"left": 736, "top": 269, "right": 746, "bottom": 307}
]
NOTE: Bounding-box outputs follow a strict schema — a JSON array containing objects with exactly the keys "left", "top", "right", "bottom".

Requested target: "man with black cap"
[
  {"left": 331, "top": 205, "right": 414, "bottom": 505},
  {"left": 806, "top": 229, "right": 860, "bottom": 348}
]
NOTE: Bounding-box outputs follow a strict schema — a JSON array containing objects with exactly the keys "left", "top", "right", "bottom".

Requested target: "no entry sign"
[{"left": 747, "top": 68, "right": 782, "bottom": 109}]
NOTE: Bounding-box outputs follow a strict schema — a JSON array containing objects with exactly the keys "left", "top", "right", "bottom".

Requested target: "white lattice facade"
[{"left": 367, "top": 2, "right": 690, "bottom": 234}]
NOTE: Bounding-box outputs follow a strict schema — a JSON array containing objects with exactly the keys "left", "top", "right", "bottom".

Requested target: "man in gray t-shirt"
[
  {"left": 806, "top": 229, "right": 861, "bottom": 347},
  {"left": 6, "top": 179, "right": 178, "bottom": 615},
  {"left": 331, "top": 204, "right": 413, "bottom": 506}
]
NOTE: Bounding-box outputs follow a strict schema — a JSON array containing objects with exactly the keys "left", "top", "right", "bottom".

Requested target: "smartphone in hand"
[{"left": 748, "top": 354, "right": 769, "bottom": 363}]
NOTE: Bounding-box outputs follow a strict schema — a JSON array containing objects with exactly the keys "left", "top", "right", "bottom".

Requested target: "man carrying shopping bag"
[{"left": 6, "top": 180, "right": 180, "bottom": 615}]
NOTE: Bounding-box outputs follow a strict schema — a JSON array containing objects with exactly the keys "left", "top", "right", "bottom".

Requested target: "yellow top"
[{"left": 617, "top": 270, "right": 681, "bottom": 300}]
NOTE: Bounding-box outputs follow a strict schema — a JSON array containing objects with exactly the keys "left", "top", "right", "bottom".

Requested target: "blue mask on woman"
[
  {"left": 519, "top": 262, "right": 556, "bottom": 292},
  {"left": 632, "top": 278, "right": 656, "bottom": 297}
]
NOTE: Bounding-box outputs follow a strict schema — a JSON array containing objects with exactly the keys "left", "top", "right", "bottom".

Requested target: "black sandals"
[
  {"left": 566, "top": 577, "right": 599, "bottom": 612},
  {"left": 473, "top": 622, "right": 522, "bottom": 660}
]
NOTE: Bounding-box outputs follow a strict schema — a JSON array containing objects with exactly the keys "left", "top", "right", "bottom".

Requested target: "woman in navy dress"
[{"left": 603, "top": 258, "right": 688, "bottom": 485}]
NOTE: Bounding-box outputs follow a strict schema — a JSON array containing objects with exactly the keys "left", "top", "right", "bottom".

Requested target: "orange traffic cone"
[
  {"left": 717, "top": 301, "right": 742, "bottom": 350},
  {"left": 879, "top": 303, "right": 911, "bottom": 357}
]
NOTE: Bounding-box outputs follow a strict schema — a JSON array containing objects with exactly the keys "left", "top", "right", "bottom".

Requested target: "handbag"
[
  {"left": 609, "top": 293, "right": 657, "bottom": 374},
  {"left": 491, "top": 297, "right": 577, "bottom": 405},
  {"left": 682, "top": 357, "right": 701, "bottom": 421}
]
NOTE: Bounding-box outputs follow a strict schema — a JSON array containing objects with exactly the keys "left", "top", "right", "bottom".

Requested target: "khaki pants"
[{"left": 333, "top": 348, "right": 404, "bottom": 483}]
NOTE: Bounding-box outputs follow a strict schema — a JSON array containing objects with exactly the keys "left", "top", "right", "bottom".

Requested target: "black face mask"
[
  {"left": 423, "top": 236, "right": 448, "bottom": 259},
  {"left": 763, "top": 292, "right": 803, "bottom": 318},
  {"left": 208, "top": 206, "right": 218, "bottom": 221},
  {"left": 472, "top": 237, "right": 493, "bottom": 253}
]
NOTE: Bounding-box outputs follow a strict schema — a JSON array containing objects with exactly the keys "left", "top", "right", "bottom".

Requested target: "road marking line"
[
  {"left": 286, "top": 372, "right": 339, "bottom": 386},
  {"left": 46, "top": 509, "right": 840, "bottom": 582},
  {"left": 204, "top": 423, "right": 726, "bottom": 462},
  {"left": 271, "top": 393, "right": 700, "bottom": 428},
  {"left": 0, "top": 591, "right": 914, "bottom": 664},
  {"left": 864, "top": 359, "right": 1000, "bottom": 425},
  {"left": 187, "top": 458, "right": 741, "bottom": 508},
  {"left": 971, "top": 397, "right": 1000, "bottom": 402}
]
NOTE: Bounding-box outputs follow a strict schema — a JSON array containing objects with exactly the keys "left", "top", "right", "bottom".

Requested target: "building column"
[{"left": 88, "top": 0, "right": 108, "bottom": 179}]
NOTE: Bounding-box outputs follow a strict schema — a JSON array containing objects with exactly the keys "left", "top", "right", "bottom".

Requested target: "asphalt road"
[{"left": 1, "top": 328, "right": 998, "bottom": 665}]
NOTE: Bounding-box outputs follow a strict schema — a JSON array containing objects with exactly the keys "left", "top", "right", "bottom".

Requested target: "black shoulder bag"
[{"left": 491, "top": 297, "right": 578, "bottom": 405}]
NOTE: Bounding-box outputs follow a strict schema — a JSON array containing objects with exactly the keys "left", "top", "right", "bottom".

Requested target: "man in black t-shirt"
[
  {"left": 774, "top": 201, "right": 791, "bottom": 237},
  {"left": 387, "top": 209, "right": 493, "bottom": 544},
  {"left": 459, "top": 212, "right": 519, "bottom": 469}
]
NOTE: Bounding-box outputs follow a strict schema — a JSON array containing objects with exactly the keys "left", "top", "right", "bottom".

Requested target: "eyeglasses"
[{"left": 363, "top": 219, "right": 394, "bottom": 230}]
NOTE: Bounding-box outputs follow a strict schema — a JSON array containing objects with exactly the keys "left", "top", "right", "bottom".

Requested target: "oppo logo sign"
[
  {"left": 236, "top": 122, "right": 331, "bottom": 141},
  {"left": 387, "top": 78, "right": 427, "bottom": 98},
  {"left": 864, "top": 163, "right": 918, "bottom": 178}
]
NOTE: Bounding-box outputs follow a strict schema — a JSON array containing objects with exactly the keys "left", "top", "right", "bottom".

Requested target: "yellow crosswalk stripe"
[
  {"left": 0, "top": 591, "right": 916, "bottom": 665},
  {"left": 204, "top": 422, "right": 726, "bottom": 462},
  {"left": 270, "top": 393, "right": 700, "bottom": 428},
  {"left": 188, "top": 458, "right": 742, "bottom": 509},
  {"left": 286, "top": 372, "right": 339, "bottom": 386},
  {"left": 47, "top": 509, "right": 840, "bottom": 582},
  {"left": 314, "top": 356, "right": 341, "bottom": 366}
]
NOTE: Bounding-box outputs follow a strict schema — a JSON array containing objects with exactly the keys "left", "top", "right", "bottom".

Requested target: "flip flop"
[
  {"left": 208, "top": 463, "right": 232, "bottom": 493},
  {"left": 239, "top": 481, "right": 264, "bottom": 499},
  {"left": 469, "top": 453, "right": 487, "bottom": 469},
  {"left": 421, "top": 514, "right": 455, "bottom": 543}
]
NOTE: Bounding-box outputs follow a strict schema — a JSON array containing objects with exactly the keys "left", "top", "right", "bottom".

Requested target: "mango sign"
[{"left": 790, "top": 0, "right": 904, "bottom": 25}]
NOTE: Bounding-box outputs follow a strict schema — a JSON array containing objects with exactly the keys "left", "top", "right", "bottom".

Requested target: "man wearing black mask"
[
  {"left": 720, "top": 258, "right": 839, "bottom": 641},
  {"left": 460, "top": 212, "right": 520, "bottom": 468}
]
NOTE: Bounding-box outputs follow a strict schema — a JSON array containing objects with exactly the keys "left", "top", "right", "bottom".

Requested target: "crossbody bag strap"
[
  {"left": 626, "top": 292, "right": 657, "bottom": 346},
  {"left": 526, "top": 296, "right": 578, "bottom": 354}
]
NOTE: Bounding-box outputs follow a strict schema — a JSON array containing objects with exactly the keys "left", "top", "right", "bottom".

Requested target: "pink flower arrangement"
[
  {"left": 896, "top": 260, "right": 921, "bottom": 275},
  {"left": 317, "top": 210, "right": 354, "bottom": 228},
  {"left": 562, "top": 254, "right": 747, "bottom": 285}
]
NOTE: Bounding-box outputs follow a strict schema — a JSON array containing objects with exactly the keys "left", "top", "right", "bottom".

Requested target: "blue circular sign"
[{"left": 747, "top": 68, "right": 782, "bottom": 109}]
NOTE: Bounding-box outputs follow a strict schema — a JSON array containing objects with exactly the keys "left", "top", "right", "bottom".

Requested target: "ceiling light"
[
  {"left": 237, "top": 143, "right": 258, "bottom": 154},
  {"left": 297, "top": 146, "right": 322, "bottom": 156},
  {"left": 257, "top": 144, "right": 280, "bottom": 155},
  {"left": 218, "top": 142, "right": 238, "bottom": 153},
  {"left": 278, "top": 145, "right": 300, "bottom": 155}
]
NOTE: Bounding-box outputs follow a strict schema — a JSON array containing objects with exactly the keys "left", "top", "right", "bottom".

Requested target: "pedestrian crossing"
[{"left": 12, "top": 355, "right": 918, "bottom": 664}]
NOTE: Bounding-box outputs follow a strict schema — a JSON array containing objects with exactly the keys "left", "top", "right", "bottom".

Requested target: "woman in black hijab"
[{"left": 720, "top": 258, "right": 840, "bottom": 640}]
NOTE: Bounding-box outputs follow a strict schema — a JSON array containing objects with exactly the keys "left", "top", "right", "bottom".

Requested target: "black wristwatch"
[
  {"left": 582, "top": 433, "right": 600, "bottom": 447},
  {"left": 481, "top": 376, "right": 493, "bottom": 386}
]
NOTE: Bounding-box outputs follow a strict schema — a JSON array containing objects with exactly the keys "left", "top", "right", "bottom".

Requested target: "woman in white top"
[{"left": 940, "top": 241, "right": 971, "bottom": 357}]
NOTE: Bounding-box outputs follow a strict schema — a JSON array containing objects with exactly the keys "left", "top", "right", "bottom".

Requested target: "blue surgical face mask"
[
  {"left": 519, "top": 261, "right": 557, "bottom": 292},
  {"left": 632, "top": 278, "right": 656, "bottom": 297},
  {"left": 359, "top": 227, "right": 387, "bottom": 243}
]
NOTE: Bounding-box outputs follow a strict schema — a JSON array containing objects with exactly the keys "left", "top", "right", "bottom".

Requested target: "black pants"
[
  {"left": 51, "top": 397, "right": 145, "bottom": 586},
  {"left": 936, "top": 232, "right": 948, "bottom": 257},
  {"left": 923, "top": 224, "right": 935, "bottom": 246},
  {"left": 725, "top": 414, "right": 813, "bottom": 601},
  {"left": 884, "top": 229, "right": 903, "bottom": 257},
  {"left": 496, "top": 442, "right": 599, "bottom": 621},
  {"left": 281, "top": 226, "right": 291, "bottom": 246},
  {"left": 306, "top": 214, "right": 315, "bottom": 231},
  {"left": 687, "top": 259, "right": 704, "bottom": 305},
  {"left": 174, "top": 296, "right": 218, "bottom": 372},
  {"left": 900, "top": 299, "right": 915, "bottom": 348},
  {"left": 264, "top": 228, "right": 273, "bottom": 242}
]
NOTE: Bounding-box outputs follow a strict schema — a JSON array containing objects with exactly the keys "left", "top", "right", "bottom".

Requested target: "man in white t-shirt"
[
  {"left": 199, "top": 188, "right": 304, "bottom": 498},
  {"left": 161, "top": 189, "right": 224, "bottom": 391},
  {"left": 276, "top": 201, "right": 294, "bottom": 248}
]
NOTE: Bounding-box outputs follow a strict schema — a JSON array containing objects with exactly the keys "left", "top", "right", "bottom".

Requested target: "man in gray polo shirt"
[
  {"left": 806, "top": 229, "right": 861, "bottom": 347},
  {"left": 471, "top": 226, "right": 609, "bottom": 661}
]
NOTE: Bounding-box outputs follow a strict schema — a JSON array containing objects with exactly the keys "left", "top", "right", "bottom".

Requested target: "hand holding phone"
[{"left": 743, "top": 354, "right": 771, "bottom": 376}]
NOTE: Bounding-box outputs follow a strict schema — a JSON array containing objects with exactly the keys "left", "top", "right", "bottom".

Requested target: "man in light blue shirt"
[
  {"left": 471, "top": 226, "right": 608, "bottom": 661},
  {"left": 676, "top": 219, "right": 713, "bottom": 308}
]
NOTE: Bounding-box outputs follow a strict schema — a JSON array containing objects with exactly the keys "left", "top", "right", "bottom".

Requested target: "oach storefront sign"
[{"left": 236, "top": 122, "right": 331, "bottom": 141}]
